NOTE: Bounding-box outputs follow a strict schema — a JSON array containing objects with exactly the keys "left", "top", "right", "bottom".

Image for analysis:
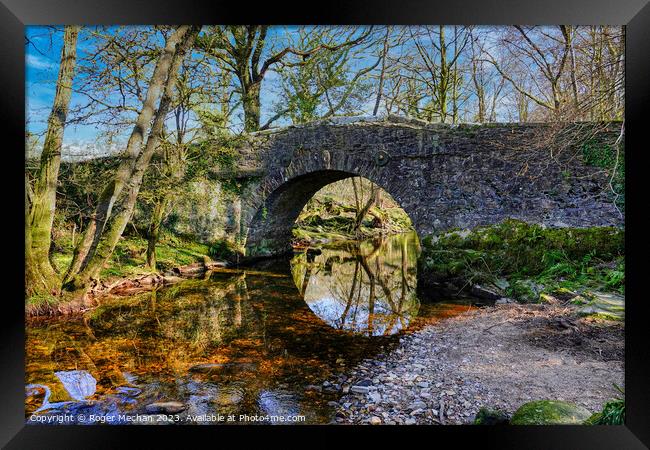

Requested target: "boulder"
[
  {"left": 470, "top": 284, "right": 504, "bottom": 300},
  {"left": 511, "top": 400, "right": 591, "bottom": 425},
  {"left": 510, "top": 279, "right": 544, "bottom": 303},
  {"left": 576, "top": 291, "right": 625, "bottom": 321}
]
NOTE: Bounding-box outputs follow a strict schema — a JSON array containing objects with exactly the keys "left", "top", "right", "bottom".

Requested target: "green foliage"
[
  {"left": 473, "top": 408, "right": 510, "bottom": 425},
  {"left": 584, "top": 385, "right": 625, "bottom": 425},
  {"left": 208, "top": 239, "right": 242, "bottom": 261},
  {"left": 48, "top": 221, "right": 211, "bottom": 280},
  {"left": 184, "top": 135, "right": 243, "bottom": 188},
  {"left": 26, "top": 157, "right": 121, "bottom": 227},
  {"left": 274, "top": 28, "right": 374, "bottom": 124},
  {"left": 420, "top": 219, "right": 625, "bottom": 297}
]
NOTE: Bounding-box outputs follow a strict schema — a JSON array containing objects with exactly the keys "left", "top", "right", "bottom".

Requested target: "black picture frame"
[{"left": 3, "top": 0, "right": 648, "bottom": 447}]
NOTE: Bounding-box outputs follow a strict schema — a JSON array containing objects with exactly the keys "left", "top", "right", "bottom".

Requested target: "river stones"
[
  {"left": 510, "top": 400, "right": 591, "bottom": 425},
  {"left": 213, "top": 386, "right": 245, "bottom": 406},
  {"left": 407, "top": 401, "right": 427, "bottom": 411},
  {"left": 115, "top": 386, "right": 142, "bottom": 397},
  {"left": 145, "top": 401, "right": 187, "bottom": 414},
  {"left": 350, "top": 386, "right": 370, "bottom": 394},
  {"left": 369, "top": 416, "right": 382, "bottom": 425}
]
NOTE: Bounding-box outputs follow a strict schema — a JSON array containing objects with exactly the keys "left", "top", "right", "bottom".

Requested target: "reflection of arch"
[
  {"left": 290, "top": 234, "right": 420, "bottom": 336},
  {"left": 245, "top": 169, "right": 419, "bottom": 258}
]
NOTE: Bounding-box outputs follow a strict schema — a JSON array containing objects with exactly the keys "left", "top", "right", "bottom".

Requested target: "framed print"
[{"left": 2, "top": 0, "right": 649, "bottom": 447}]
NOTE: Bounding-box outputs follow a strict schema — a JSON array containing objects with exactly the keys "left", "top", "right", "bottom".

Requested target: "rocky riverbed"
[{"left": 324, "top": 302, "right": 624, "bottom": 425}]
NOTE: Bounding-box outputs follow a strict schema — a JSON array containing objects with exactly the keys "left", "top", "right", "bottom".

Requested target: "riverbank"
[
  {"left": 26, "top": 224, "right": 243, "bottom": 317},
  {"left": 26, "top": 255, "right": 231, "bottom": 317},
  {"left": 326, "top": 301, "right": 624, "bottom": 425},
  {"left": 418, "top": 219, "right": 624, "bottom": 306}
]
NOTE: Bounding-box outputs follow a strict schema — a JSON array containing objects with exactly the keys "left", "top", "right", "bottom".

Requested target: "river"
[{"left": 25, "top": 231, "right": 487, "bottom": 425}]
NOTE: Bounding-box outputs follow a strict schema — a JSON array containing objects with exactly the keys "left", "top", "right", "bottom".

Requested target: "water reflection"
[
  {"left": 291, "top": 232, "right": 420, "bottom": 336},
  {"left": 25, "top": 232, "right": 482, "bottom": 425}
]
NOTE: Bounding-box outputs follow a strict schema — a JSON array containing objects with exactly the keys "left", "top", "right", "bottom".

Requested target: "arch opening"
[{"left": 244, "top": 170, "right": 419, "bottom": 259}]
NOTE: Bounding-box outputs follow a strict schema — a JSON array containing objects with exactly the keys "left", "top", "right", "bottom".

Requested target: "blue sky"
[
  {"left": 26, "top": 25, "right": 335, "bottom": 159},
  {"left": 26, "top": 26, "right": 120, "bottom": 158},
  {"left": 25, "top": 25, "right": 547, "bottom": 160}
]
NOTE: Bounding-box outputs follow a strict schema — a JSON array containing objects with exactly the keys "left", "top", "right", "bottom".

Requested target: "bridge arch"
[{"left": 244, "top": 168, "right": 417, "bottom": 257}]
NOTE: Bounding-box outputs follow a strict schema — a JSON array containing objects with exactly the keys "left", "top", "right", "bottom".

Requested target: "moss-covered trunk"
[
  {"left": 242, "top": 81, "right": 261, "bottom": 133},
  {"left": 26, "top": 25, "right": 80, "bottom": 297}
]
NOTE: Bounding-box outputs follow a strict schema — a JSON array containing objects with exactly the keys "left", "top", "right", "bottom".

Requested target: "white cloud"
[{"left": 26, "top": 54, "right": 56, "bottom": 71}]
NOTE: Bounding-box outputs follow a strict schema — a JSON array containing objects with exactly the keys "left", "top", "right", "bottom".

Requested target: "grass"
[
  {"left": 584, "top": 385, "right": 625, "bottom": 425},
  {"left": 50, "top": 226, "right": 212, "bottom": 281}
]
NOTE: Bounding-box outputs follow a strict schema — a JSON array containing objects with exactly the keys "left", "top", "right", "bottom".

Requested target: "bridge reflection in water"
[
  {"left": 291, "top": 232, "right": 420, "bottom": 336},
  {"left": 25, "top": 232, "right": 481, "bottom": 424}
]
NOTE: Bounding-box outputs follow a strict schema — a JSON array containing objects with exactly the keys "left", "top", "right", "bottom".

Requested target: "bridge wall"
[{"left": 224, "top": 117, "right": 623, "bottom": 258}]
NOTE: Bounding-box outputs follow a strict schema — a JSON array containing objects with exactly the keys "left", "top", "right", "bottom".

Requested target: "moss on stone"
[{"left": 510, "top": 400, "right": 592, "bottom": 425}]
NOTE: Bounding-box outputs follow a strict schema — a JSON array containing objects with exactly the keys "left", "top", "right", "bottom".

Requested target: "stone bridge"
[{"left": 219, "top": 116, "right": 623, "bottom": 258}]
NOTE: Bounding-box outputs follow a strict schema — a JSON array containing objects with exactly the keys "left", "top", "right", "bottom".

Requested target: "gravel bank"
[{"left": 326, "top": 303, "right": 624, "bottom": 425}]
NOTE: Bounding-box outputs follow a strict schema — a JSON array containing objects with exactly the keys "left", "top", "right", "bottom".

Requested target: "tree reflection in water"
[{"left": 291, "top": 231, "right": 421, "bottom": 336}]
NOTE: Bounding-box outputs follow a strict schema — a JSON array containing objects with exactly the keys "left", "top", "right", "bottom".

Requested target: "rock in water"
[
  {"left": 189, "top": 362, "right": 259, "bottom": 374},
  {"left": 145, "top": 401, "right": 187, "bottom": 414},
  {"left": 54, "top": 370, "right": 97, "bottom": 401},
  {"left": 510, "top": 400, "right": 591, "bottom": 425},
  {"left": 214, "top": 386, "right": 245, "bottom": 406}
]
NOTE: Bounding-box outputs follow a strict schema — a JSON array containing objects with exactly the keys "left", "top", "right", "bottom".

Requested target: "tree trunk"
[
  {"left": 26, "top": 25, "right": 80, "bottom": 297},
  {"left": 566, "top": 26, "right": 580, "bottom": 111},
  {"left": 146, "top": 197, "right": 169, "bottom": 270},
  {"left": 242, "top": 81, "right": 261, "bottom": 132},
  {"left": 352, "top": 178, "right": 378, "bottom": 233},
  {"left": 64, "top": 25, "right": 194, "bottom": 284},
  {"left": 65, "top": 26, "right": 200, "bottom": 291}
]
